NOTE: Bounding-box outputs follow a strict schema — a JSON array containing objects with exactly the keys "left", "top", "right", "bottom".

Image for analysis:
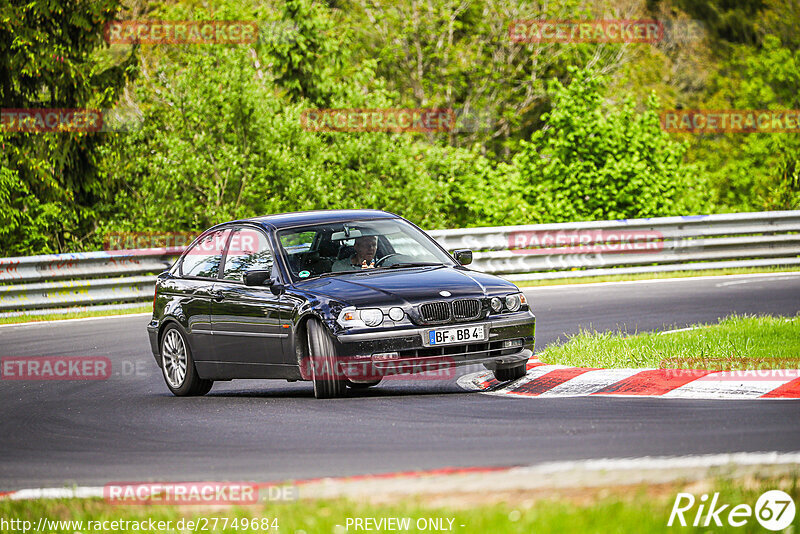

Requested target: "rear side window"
[
  {"left": 181, "top": 229, "right": 231, "bottom": 278},
  {"left": 222, "top": 228, "right": 274, "bottom": 282}
]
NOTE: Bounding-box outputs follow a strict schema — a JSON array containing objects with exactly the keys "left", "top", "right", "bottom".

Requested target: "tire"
[
  {"left": 307, "top": 319, "right": 347, "bottom": 399},
  {"left": 160, "top": 324, "right": 213, "bottom": 396},
  {"left": 347, "top": 379, "right": 382, "bottom": 389},
  {"left": 493, "top": 362, "right": 527, "bottom": 382}
]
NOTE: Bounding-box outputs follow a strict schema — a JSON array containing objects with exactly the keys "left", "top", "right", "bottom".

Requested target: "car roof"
[{"left": 241, "top": 209, "right": 400, "bottom": 230}]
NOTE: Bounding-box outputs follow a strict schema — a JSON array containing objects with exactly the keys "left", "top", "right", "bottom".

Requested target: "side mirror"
[
  {"left": 453, "top": 249, "right": 473, "bottom": 266},
  {"left": 245, "top": 270, "right": 286, "bottom": 296},
  {"left": 244, "top": 270, "right": 272, "bottom": 287}
]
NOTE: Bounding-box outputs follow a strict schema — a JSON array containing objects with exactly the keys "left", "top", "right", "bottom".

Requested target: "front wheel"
[
  {"left": 160, "top": 325, "right": 213, "bottom": 396},
  {"left": 493, "top": 362, "right": 527, "bottom": 382},
  {"left": 307, "top": 319, "right": 347, "bottom": 399}
]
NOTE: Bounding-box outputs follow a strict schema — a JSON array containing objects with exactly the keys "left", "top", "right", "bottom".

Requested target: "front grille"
[
  {"left": 452, "top": 298, "right": 480, "bottom": 320},
  {"left": 419, "top": 301, "right": 451, "bottom": 323}
]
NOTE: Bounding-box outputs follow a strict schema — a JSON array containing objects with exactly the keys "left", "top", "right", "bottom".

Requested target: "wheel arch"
[
  {"left": 294, "top": 311, "right": 328, "bottom": 380},
  {"left": 156, "top": 317, "right": 189, "bottom": 363}
]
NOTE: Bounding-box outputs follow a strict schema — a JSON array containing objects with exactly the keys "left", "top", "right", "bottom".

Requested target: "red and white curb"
[{"left": 457, "top": 360, "right": 800, "bottom": 399}]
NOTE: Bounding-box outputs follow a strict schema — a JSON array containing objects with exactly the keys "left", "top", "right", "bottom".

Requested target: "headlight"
[
  {"left": 388, "top": 307, "right": 405, "bottom": 321},
  {"left": 337, "top": 307, "right": 384, "bottom": 328},
  {"left": 360, "top": 308, "right": 383, "bottom": 327},
  {"left": 505, "top": 293, "right": 525, "bottom": 312},
  {"left": 490, "top": 297, "right": 503, "bottom": 313}
]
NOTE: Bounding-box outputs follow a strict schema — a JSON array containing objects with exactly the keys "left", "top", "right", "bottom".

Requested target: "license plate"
[{"left": 427, "top": 325, "right": 485, "bottom": 346}]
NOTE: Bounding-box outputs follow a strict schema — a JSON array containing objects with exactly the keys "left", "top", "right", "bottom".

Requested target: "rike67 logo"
[{"left": 668, "top": 490, "right": 796, "bottom": 531}]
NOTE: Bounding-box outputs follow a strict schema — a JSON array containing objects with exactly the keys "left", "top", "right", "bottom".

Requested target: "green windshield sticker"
[{"left": 298, "top": 270, "right": 310, "bottom": 278}]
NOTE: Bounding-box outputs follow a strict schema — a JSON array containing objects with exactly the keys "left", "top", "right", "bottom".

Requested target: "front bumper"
[{"left": 333, "top": 311, "right": 535, "bottom": 379}]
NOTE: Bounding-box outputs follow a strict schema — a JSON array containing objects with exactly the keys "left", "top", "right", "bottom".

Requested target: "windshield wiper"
[
  {"left": 298, "top": 262, "right": 444, "bottom": 280},
  {"left": 299, "top": 271, "right": 347, "bottom": 280},
  {"left": 384, "top": 262, "right": 444, "bottom": 269}
]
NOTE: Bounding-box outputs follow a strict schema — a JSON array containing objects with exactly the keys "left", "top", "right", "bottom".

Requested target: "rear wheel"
[
  {"left": 307, "top": 319, "right": 347, "bottom": 399},
  {"left": 493, "top": 362, "right": 527, "bottom": 382},
  {"left": 160, "top": 325, "right": 213, "bottom": 396}
]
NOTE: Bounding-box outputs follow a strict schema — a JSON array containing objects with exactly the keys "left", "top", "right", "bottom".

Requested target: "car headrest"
[
  {"left": 337, "top": 245, "right": 355, "bottom": 260},
  {"left": 318, "top": 238, "right": 339, "bottom": 257}
]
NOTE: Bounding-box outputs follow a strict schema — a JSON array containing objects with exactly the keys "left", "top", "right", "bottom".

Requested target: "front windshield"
[{"left": 277, "top": 218, "right": 456, "bottom": 280}]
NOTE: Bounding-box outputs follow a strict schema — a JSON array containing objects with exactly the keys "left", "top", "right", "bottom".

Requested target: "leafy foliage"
[
  {"left": 1, "top": 0, "right": 798, "bottom": 257},
  {"left": 0, "top": 0, "right": 137, "bottom": 255},
  {"left": 511, "top": 67, "right": 703, "bottom": 222}
]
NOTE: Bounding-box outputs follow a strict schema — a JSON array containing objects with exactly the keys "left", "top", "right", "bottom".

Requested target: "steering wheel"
[{"left": 374, "top": 253, "right": 401, "bottom": 267}]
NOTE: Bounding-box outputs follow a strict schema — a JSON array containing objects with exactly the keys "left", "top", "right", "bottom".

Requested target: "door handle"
[{"left": 209, "top": 290, "right": 224, "bottom": 302}]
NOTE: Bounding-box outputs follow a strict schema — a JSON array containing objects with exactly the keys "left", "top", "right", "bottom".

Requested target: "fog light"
[
  {"left": 502, "top": 339, "right": 523, "bottom": 349},
  {"left": 490, "top": 297, "right": 503, "bottom": 312},
  {"left": 388, "top": 307, "right": 405, "bottom": 321},
  {"left": 372, "top": 352, "right": 399, "bottom": 361}
]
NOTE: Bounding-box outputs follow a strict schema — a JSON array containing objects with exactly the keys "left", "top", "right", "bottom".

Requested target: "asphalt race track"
[{"left": 1, "top": 273, "right": 799, "bottom": 490}]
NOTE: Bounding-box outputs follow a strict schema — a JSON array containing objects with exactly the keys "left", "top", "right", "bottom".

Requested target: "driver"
[{"left": 332, "top": 235, "right": 378, "bottom": 272}]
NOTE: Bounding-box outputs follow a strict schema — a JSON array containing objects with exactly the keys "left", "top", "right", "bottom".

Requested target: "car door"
[
  {"left": 210, "top": 226, "right": 287, "bottom": 372},
  {"left": 175, "top": 228, "right": 232, "bottom": 362}
]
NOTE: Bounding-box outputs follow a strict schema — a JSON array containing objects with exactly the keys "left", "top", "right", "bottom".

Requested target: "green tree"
[
  {"left": 343, "top": 0, "right": 647, "bottom": 159},
  {"left": 688, "top": 34, "right": 800, "bottom": 211},
  {"left": 511, "top": 67, "right": 703, "bottom": 223},
  {"left": 0, "top": 0, "right": 137, "bottom": 255},
  {"left": 98, "top": 44, "right": 481, "bottom": 237}
]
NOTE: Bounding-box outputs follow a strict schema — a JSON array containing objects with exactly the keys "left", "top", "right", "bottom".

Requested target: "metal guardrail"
[
  {"left": 1, "top": 211, "right": 798, "bottom": 316},
  {"left": 427, "top": 211, "right": 800, "bottom": 281},
  {"left": 0, "top": 251, "right": 178, "bottom": 315}
]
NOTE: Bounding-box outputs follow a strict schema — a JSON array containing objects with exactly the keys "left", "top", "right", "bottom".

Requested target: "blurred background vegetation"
[{"left": 1, "top": 0, "right": 798, "bottom": 256}]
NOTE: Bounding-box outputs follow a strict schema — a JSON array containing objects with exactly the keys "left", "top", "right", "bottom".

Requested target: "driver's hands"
[{"left": 361, "top": 259, "right": 375, "bottom": 269}]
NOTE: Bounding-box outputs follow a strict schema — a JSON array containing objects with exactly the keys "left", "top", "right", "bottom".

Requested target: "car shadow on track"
[{"left": 195, "top": 379, "right": 473, "bottom": 399}]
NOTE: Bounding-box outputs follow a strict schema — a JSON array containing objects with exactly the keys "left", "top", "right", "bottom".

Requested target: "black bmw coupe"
[{"left": 147, "top": 210, "right": 535, "bottom": 398}]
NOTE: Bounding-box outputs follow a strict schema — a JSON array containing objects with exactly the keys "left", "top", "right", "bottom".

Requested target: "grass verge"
[
  {"left": 539, "top": 314, "right": 800, "bottom": 369},
  {"left": 1, "top": 476, "right": 796, "bottom": 533},
  {"left": 0, "top": 305, "right": 152, "bottom": 326},
  {"left": 515, "top": 265, "right": 800, "bottom": 287}
]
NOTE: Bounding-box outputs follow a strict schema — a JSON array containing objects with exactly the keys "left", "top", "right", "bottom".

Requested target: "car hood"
[{"left": 295, "top": 266, "right": 518, "bottom": 307}]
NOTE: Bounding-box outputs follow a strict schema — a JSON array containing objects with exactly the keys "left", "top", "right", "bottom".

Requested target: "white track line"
[
  {"left": 523, "top": 271, "right": 800, "bottom": 291},
  {"left": 510, "top": 451, "right": 800, "bottom": 474},
  {"left": 5, "top": 272, "right": 798, "bottom": 328},
  {"left": 0, "top": 312, "right": 151, "bottom": 329}
]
